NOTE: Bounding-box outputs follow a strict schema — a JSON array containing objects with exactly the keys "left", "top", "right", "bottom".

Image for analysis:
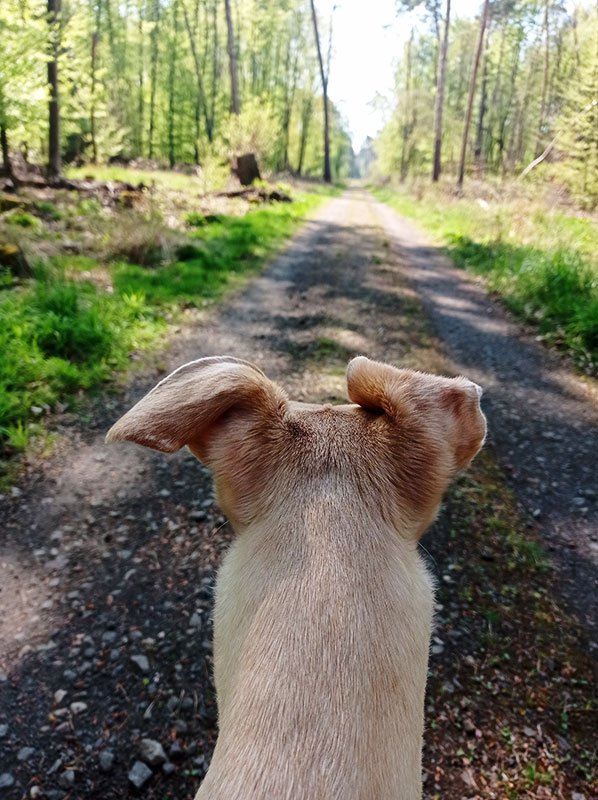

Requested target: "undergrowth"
[
  {"left": 373, "top": 185, "right": 598, "bottom": 374},
  {"left": 0, "top": 185, "right": 326, "bottom": 465}
]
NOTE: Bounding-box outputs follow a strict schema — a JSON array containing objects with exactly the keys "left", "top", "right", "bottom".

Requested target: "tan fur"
[{"left": 106, "top": 355, "right": 486, "bottom": 800}]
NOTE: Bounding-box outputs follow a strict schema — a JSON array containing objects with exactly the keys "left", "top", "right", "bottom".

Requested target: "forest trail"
[{"left": 0, "top": 189, "right": 596, "bottom": 799}]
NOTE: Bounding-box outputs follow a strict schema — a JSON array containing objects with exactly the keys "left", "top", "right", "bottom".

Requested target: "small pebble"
[
  {"left": 138, "top": 738, "right": 167, "bottom": 766},
  {"left": 128, "top": 760, "right": 153, "bottom": 789},
  {"left": 0, "top": 774, "right": 15, "bottom": 790},
  {"left": 99, "top": 750, "right": 114, "bottom": 772},
  {"left": 130, "top": 654, "right": 150, "bottom": 674},
  {"left": 58, "top": 770, "right": 75, "bottom": 789}
]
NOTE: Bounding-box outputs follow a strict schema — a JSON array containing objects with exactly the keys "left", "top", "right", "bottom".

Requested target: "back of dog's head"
[{"left": 106, "top": 355, "right": 486, "bottom": 536}]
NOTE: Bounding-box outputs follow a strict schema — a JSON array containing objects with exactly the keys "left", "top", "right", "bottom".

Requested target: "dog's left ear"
[
  {"left": 106, "top": 356, "right": 287, "bottom": 458},
  {"left": 346, "top": 356, "right": 486, "bottom": 471}
]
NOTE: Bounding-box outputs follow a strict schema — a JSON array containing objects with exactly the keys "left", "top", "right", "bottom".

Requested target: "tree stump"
[
  {"left": 0, "top": 243, "right": 33, "bottom": 279},
  {"left": 234, "top": 153, "right": 261, "bottom": 186}
]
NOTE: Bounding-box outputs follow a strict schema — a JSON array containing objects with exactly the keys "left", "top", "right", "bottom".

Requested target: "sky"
[{"left": 324, "top": 0, "right": 484, "bottom": 151}]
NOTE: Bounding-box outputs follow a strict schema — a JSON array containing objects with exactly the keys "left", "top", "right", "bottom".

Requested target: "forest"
[
  {"left": 375, "top": 0, "right": 598, "bottom": 207},
  {"left": 0, "top": 0, "right": 353, "bottom": 182},
  {"left": 0, "top": 3, "right": 597, "bottom": 800}
]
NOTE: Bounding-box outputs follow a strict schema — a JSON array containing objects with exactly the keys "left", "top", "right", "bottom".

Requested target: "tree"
[
  {"left": 47, "top": 0, "right": 62, "bottom": 178},
  {"left": 432, "top": 0, "right": 451, "bottom": 181},
  {"left": 309, "top": 0, "right": 331, "bottom": 183},
  {"left": 456, "top": 0, "right": 490, "bottom": 189},
  {"left": 224, "top": 0, "right": 240, "bottom": 114}
]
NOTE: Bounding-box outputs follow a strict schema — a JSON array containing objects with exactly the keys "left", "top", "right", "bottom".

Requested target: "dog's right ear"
[
  {"left": 106, "top": 356, "right": 287, "bottom": 458},
  {"left": 346, "top": 356, "right": 486, "bottom": 473}
]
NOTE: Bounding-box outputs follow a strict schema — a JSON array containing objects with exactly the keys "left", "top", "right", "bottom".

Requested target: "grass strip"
[
  {"left": 0, "top": 191, "right": 326, "bottom": 463},
  {"left": 373, "top": 186, "right": 598, "bottom": 374}
]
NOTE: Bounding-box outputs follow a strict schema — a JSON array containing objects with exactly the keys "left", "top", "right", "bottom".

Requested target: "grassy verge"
[
  {"left": 0, "top": 183, "right": 328, "bottom": 468},
  {"left": 373, "top": 184, "right": 598, "bottom": 374}
]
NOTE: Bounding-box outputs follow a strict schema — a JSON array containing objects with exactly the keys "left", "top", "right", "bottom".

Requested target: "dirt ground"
[{"left": 0, "top": 189, "right": 596, "bottom": 799}]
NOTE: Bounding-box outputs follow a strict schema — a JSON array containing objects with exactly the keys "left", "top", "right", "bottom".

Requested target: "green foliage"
[
  {"left": 220, "top": 96, "right": 281, "bottom": 169},
  {"left": 376, "top": 3, "right": 598, "bottom": 209},
  {"left": 5, "top": 210, "right": 41, "bottom": 229},
  {"left": 114, "top": 193, "right": 321, "bottom": 304},
  {"left": 555, "top": 9, "right": 598, "bottom": 209},
  {"left": 375, "top": 185, "right": 598, "bottom": 372},
  {"left": 0, "top": 269, "right": 168, "bottom": 456},
  {"left": 1, "top": 0, "right": 352, "bottom": 181},
  {"left": 185, "top": 211, "right": 208, "bottom": 227},
  {"left": 0, "top": 184, "right": 325, "bottom": 456}
]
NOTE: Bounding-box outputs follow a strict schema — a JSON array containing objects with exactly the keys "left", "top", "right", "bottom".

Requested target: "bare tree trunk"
[
  {"left": 167, "top": 0, "right": 179, "bottom": 168},
  {"left": 224, "top": 0, "right": 240, "bottom": 114},
  {"left": 400, "top": 30, "right": 415, "bottom": 182},
  {"left": 0, "top": 122, "right": 19, "bottom": 187},
  {"left": 181, "top": 0, "right": 213, "bottom": 143},
  {"left": 535, "top": 0, "right": 550, "bottom": 155},
  {"left": 280, "top": 44, "right": 299, "bottom": 171},
  {"left": 137, "top": 6, "right": 145, "bottom": 155},
  {"left": 90, "top": 29, "right": 99, "bottom": 163},
  {"left": 432, "top": 0, "right": 451, "bottom": 182},
  {"left": 474, "top": 30, "right": 489, "bottom": 169},
  {"left": 310, "top": 0, "right": 331, "bottom": 183},
  {"left": 47, "top": 0, "right": 62, "bottom": 179},
  {"left": 456, "top": 0, "right": 490, "bottom": 190},
  {"left": 297, "top": 95, "right": 313, "bottom": 175},
  {"left": 209, "top": 0, "right": 219, "bottom": 136},
  {"left": 148, "top": 0, "right": 160, "bottom": 158}
]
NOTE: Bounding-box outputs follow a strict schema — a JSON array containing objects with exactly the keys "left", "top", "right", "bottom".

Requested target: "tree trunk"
[
  {"left": 47, "top": 0, "right": 62, "bottom": 179},
  {"left": 181, "top": 0, "right": 212, "bottom": 143},
  {"left": 535, "top": 0, "right": 550, "bottom": 156},
  {"left": 280, "top": 43, "right": 299, "bottom": 171},
  {"left": 310, "top": 0, "right": 331, "bottom": 183},
  {"left": 400, "top": 30, "right": 414, "bottom": 182},
  {"left": 432, "top": 0, "right": 451, "bottom": 182},
  {"left": 456, "top": 0, "right": 490, "bottom": 190},
  {"left": 474, "top": 29, "right": 489, "bottom": 169},
  {"left": 167, "top": 0, "right": 179, "bottom": 168},
  {"left": 137, "top": 6, "right": 145, "bottom": 155},
  {"left": 90, "top": 28, "right": 99, "bottom": 164},
  {"left": 297, "top": 95, "right": 313, "bottom": 175},
  {"left": 0, "top": 123, "right": 18, "bottom": 187},
  {"left": 148, "top": 0, "right": 160, "bottom": 159},
  {"left": 224, "top": 0, "right": 240, "bottom": 114}
]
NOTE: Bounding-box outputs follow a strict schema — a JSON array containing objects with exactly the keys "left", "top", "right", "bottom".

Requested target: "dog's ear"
[
  {"left": 346, "top": 356, "right": 486, "bottom": 471},
  {"left": 106, "top": 356, "right": 287, "bottom": 457}
]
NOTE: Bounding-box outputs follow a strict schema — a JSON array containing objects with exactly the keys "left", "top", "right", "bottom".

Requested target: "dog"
[{"left": 106, "top": 355, "right": 486, "bottom": 799}]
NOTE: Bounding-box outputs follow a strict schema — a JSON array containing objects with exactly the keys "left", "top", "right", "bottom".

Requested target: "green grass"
[
  {"left": 114, "top": 194, "right": 322, "bottom": 304},
  {"left": 0, "top": 187, "right": 326, "bottom": 463},
  {"left": 374, "top": 185, "right": 598, "bottom": 373},
  {"left": 0, "top": 274, "right": 168, "bottom": 455}
]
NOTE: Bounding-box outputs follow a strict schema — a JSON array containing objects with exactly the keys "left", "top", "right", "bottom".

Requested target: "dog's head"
[{"left": 106, "top": 356, "right": 486, "bottom": 536}]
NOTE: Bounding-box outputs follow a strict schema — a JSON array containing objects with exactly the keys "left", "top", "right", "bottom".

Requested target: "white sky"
[{"left": 323, "top": 0, "right": 492, "bottom": 151}]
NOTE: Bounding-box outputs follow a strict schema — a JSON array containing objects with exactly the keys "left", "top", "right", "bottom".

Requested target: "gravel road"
[
  {"left": 374, "top": 197, "right": 597, "bottom": 639},
  {"left": 0, "top": 188, "right": 595, "bottom": 798}
]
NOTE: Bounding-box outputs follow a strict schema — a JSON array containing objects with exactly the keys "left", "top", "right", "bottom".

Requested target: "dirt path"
[
  {"left": 0, "top": 189, "right": 595, "bottom": 799},
  {"left": 373, "top": 198, "right": 598, "bottom": 639}
]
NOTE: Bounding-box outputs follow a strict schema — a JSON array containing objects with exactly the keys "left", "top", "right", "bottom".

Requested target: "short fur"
[{"left": 106, "top": 355, "right": 486, "bottom": 800}]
